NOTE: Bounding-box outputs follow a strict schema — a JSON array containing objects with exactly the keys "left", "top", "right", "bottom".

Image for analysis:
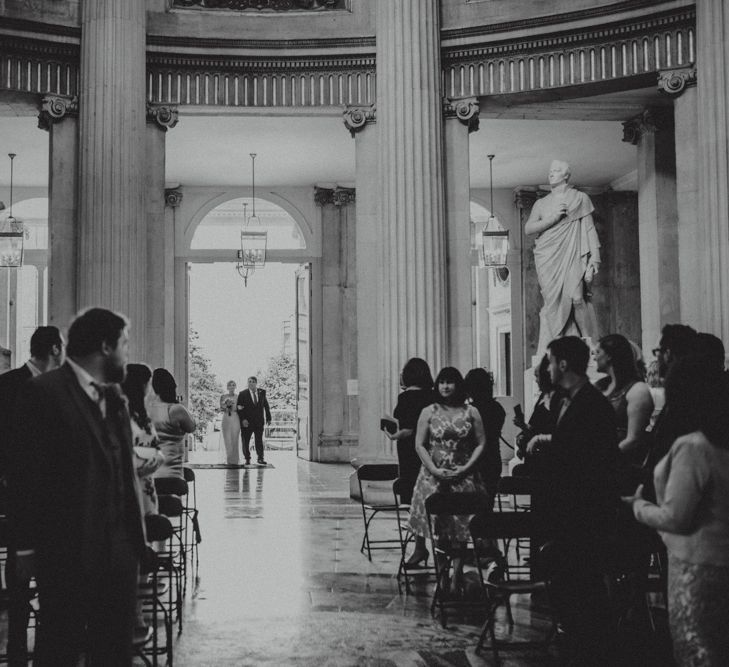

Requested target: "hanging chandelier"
[
  {"left": 236, "top": 153, "right": 268, "bottom": 287},
  {"left": 479, "top": 153, "right": 509, "bottom": 269},
  {"left": 0, "top": 153, "right": 25, "bottom": 268}
]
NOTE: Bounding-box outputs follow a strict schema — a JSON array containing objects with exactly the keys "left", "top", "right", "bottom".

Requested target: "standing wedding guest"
[
  {"left": 464, "top": 367, "right": 505, "bottom": 504},
  {"left": 220, "top": 380, "right": 241, "bottom": 465},
  {"left": 9, "top": 308, "right": 145, "bottom": 666},
  {"left": 0, "top": 325, "right": 65, "bottom": 666},
  {"left": 593, "top": 333, "right": 654, "bottom": 466},
  {"left": 626, "top": 354, "right": 729, "bottom": 666},
  {"left": 382, "top": 357, "right": 435, "bottom": 565},
  {"left": 149, "top": 368, "right": 196, "bottom": 483},
  {"left": 407, "top": 367, "right": 487, "bottom": 589}
]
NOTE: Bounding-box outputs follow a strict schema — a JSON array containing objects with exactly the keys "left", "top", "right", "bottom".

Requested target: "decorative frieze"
[
  {"left": 658, "top": 66, "right": 697, "bottom": 96},
  {"left": 147, "top": 103, "right": 179, "bottom": 131},
  {"left": 314, "top": 186, "right": 355, "bottom": 207},
  {"left": 172, "top": 0, "right": 345, "bottom": 10},
  {"left": 37, "top": 94, "right": 78, "bottom": 131},
  {"left": 444, "top": 96, "right": 479, "bottom": 132},
  {"left": 165, "top": 189, "right": 183, "bottom": 208},
  {"left": 343, "top": 104, "right": 375, "bottom": 137}
]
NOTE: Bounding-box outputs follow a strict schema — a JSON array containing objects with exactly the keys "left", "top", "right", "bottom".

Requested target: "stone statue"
[{"left": 525, "top": 160, "right": 601, "bottom": 353}]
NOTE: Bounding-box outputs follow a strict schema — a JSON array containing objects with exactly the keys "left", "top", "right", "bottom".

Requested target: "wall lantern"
[
  {"left": 0, "top": 153, "right": 25, "bottom": 268},
  {"left": 479, "top": 154, "right": 509, "bottom": 269},
  {"left": 236, "top": 153, "right": 268, "bottom": 286}
]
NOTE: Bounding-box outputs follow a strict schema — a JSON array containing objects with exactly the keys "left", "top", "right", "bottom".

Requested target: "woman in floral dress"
[{"left": 408, "top": 366, "right": 487, "bottom": 588}]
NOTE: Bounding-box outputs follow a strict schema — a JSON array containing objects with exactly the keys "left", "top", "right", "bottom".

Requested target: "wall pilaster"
[
  {"left": 77, "top": 0, "right": 147, "bottom": 354},
  {"left": 38, "top": 93, "right": 78, "bottom": 333},
  {"left": 444, "top": 97, "right": 478, "bottom": 372},
  {"left": 623, "top": 108, "right": 679, "bottom": 353}
]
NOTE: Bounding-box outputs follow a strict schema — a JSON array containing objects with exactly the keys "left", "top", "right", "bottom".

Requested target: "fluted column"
[
  {"left": 697, "top": 0, "right": 729, "bottom": 340},
  {"left": 78, "top": 0, "right": 147, "bottom": 354},
  {"left": 377, "top": 0, "right": 447, "bottom": 407}
]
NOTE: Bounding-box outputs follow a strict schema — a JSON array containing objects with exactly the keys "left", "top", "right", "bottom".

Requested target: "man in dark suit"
[
  {"left": 0, "top": 326, "right": 65, "bottom": 667},
  {"left": 236, "top": 375, "right": 272, "bottom": 465},
  {"left": 9, "top": 308, "right": 146, "bottom": 666},
  {"left": 527, "top": 336, "right": 619, "bottom": 665}
]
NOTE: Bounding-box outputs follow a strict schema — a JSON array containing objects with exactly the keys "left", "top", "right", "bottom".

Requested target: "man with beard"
[{"left": 8, "top": 308, "right": 145, "bottom": 666}]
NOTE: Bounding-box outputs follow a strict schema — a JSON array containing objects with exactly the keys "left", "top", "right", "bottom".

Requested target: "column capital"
[
  {"left": 343, "top": 104, "right": 376, "bottom": 138},
  {"left": 658, "top": 66, "right": 697, "bottom": 96},
  {"left": 314, "top": 186, "right": 356, "bottom": 207},
  {"left": 443, "top": 96, "right": 480, "bottom": 133},
  {"left": 165, "top": 188, "right": 183, "bottom": 208},
  {"left": 147, "top": 103, "right": 179, "bottom": 131},
  {"left": 37, "top": 94, "right": 78, "bottom": 131},
  {"left": 622, "top": 108, "right": 673, "bottom": 145}
]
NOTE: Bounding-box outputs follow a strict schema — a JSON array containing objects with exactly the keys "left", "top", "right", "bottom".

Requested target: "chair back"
[
  {"left": 497, "top": 475, "right": 538, "bottom": 497},
  {"left": 425, "top": 491, "right": 490, "bottom": 517},
  {"left": 356, "top": 463, "right": 399, "bottom": 482},
  {"left": 469, "top": 511, "right": 546, "bottom": 541}
]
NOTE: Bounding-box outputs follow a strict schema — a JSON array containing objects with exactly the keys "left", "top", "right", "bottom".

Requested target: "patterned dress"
[
  {"left": 408, "top": 403, "right": 486, "bottom": 543},
  {"left": 131, "top": 418, "right": 161, "bottom": 516}
]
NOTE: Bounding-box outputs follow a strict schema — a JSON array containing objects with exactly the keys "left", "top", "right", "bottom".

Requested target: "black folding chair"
[
  {"left": 356, "top": 464, "right": 402, "bottom": 561},
  {"left": 470, "top": 512, "right": 557, "bottom": 661},
  {"left": 393, "top": 478, "right": 435, "bottom": 594},
  {"left": 495, "top": 475, "right": 540, "bottom": 579},
  {"left": 424, "top": 491, "right": 491, "bottom": 626}
]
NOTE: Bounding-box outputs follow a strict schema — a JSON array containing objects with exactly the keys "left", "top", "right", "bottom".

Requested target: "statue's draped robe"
[{"left": 533, "top": 187, "right": 599, "bottom": 353}]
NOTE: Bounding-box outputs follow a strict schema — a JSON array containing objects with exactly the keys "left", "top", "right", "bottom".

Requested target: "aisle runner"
[{"left": 187, "top": 463, "right": 275, "bottom": 469}]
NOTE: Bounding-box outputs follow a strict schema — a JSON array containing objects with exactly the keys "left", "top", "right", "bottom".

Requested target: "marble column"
[
  {"left": 77, "top": 0, "right": 147, "bottom": 355},
  {"left": 623, "top": 109, "right": 679, "bottom": 354},
  {"left": 38, "top": 94, "right": 78, "bottom": 333},
  {"left": 696, "top": 0, "right": 729, "bottom": 340},
  {"left": 315, "top": 186, "right": 358, "bottom": 460},
  {"left": 343, "top": 105, "right": 380, "bottom": 458},
  {"left": 146, "top": 104, "right": 178, "bottom": 368},
  {"left": 377, "top": 0, "right": 448, "bottom": 411},
  {"left": 659, "top": 67, "right": 700, "bottom": 328},
  {"left": 444, "top": 97, "right": 479, "bottom": 372}
]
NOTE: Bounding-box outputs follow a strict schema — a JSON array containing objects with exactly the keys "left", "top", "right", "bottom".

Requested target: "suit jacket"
[
  {"left": 534, "top": 380, "right": 619, "bottom": 541},
  {"left": 0, "top": 364, "right": 32, "bottom": 476},
  {"left": 236, "top": 388, "right": 272, "bottom": 429},
  {"left": 8, "top": 363, "right": 145, "bottom": 585}
]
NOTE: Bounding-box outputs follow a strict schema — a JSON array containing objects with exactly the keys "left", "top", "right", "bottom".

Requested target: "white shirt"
[
  {"left": 25, "top": 360, "right": 42, "bottom": 377},
  {"left": 66, "top": 357, "right": 106, "bottom": 417}
]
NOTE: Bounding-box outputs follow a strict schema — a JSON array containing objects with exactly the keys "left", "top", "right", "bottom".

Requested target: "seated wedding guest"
[
  {"left": 464, "top": 367, "right": 505, "bottom": 503},
  {"left": 121, "top": 363, "right": 164, "bottom": 515},
  {"left": 626, "top": 354, "right": 729, "bottom": 666},
  {"left": 149, "top": 368, "right": 196, "bottom": 485},
  {"left": 594, "top": 333, "right": 654, "bottom": 467},
  {"left": 526, "top": 337, "right": 618, "bottom": 664},
  {"left": 513, "top": 354, "right": 557, "bottom": 471},
  {"left": 407, "top": 367, "right": 487, "bottom": 592},
  {"left": 382, "top": 357, "right": 435, "bottom": 565}
]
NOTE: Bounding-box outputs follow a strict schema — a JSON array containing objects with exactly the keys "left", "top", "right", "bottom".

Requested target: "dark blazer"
[
  {"left": 534, "top": 380, "right": 619, "bottom": 541},
  {"left": 236, "top": 388, "right": 272, "bottom": 429},
  {"left": 8, "top": 363, "right": 145, "bottom": 585},
  {"left": 0, "top": 364, "right": 32, "bottom": 475}
]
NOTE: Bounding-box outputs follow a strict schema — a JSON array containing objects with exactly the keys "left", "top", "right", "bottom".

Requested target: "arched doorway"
[{"left": 179, "top": 192, "right": 319, "bottom": 461}]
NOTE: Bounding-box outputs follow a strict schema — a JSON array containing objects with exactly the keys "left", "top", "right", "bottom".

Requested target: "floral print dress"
[
  {"left": 132, "top": 418, "right": 161, "bottom": 516},
  {"left": 408, "top": 403, "right": 486, "bottom": 543}
]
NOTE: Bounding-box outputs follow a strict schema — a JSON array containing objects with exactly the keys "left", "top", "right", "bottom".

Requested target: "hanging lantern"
[
  {"left": 0, "top": 153, "right": 24, "bottom": 268},
  {"left": 479, "top": 154, "right": 509, "bottom": 268},
  {"left": 235, "top": 153, "right": 268, "bottom": 286}
]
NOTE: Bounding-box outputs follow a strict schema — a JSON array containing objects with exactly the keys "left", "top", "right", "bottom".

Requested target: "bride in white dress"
[{"left": 220, "top": 380, "right": 241, "bottom": 465}]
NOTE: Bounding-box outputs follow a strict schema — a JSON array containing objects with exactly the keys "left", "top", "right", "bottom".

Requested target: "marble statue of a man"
[{"left": 525, "top": 160, "right": 601, "bottom": 353}]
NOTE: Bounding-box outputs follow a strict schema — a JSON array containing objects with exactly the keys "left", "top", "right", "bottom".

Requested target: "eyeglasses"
[{"left": 652, "top": 347, "right": 665, "bottom": 357}]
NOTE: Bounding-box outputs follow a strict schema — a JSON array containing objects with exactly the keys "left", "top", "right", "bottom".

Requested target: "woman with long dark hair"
[
  {"left": 625, "top": 355, "right": 729, "bottom": 665},
  {"left": 148, "top": 368, "right": 196, "bottom": 481},
  {"left": 406, "top": 367, "right": 487, "bottom": 585},
  {"left": 594, "top": 333, "right": 654, "bottom": 464},
  {"left": 382, "top": 357, "right": 435, "bottom": 565}
]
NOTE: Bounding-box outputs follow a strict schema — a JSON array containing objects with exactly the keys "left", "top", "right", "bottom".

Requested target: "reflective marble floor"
[{"left": 172, "top": 452, "right": 561, "bottom": 667}]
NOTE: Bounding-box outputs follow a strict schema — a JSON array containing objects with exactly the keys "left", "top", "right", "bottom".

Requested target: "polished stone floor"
[{"left": 170, "top": 451, "right": 562, "bottom": 667}]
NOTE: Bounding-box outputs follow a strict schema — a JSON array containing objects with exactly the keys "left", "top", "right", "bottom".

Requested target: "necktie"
[
  {"left": 91, "top": 381, "right": 108, "bottom": 417},
  {"left": 252, "top": 390, "right": 257, "bottom": 405},
  {"left": 557, "top": 395, "right": 571, "bottom": 424}
]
